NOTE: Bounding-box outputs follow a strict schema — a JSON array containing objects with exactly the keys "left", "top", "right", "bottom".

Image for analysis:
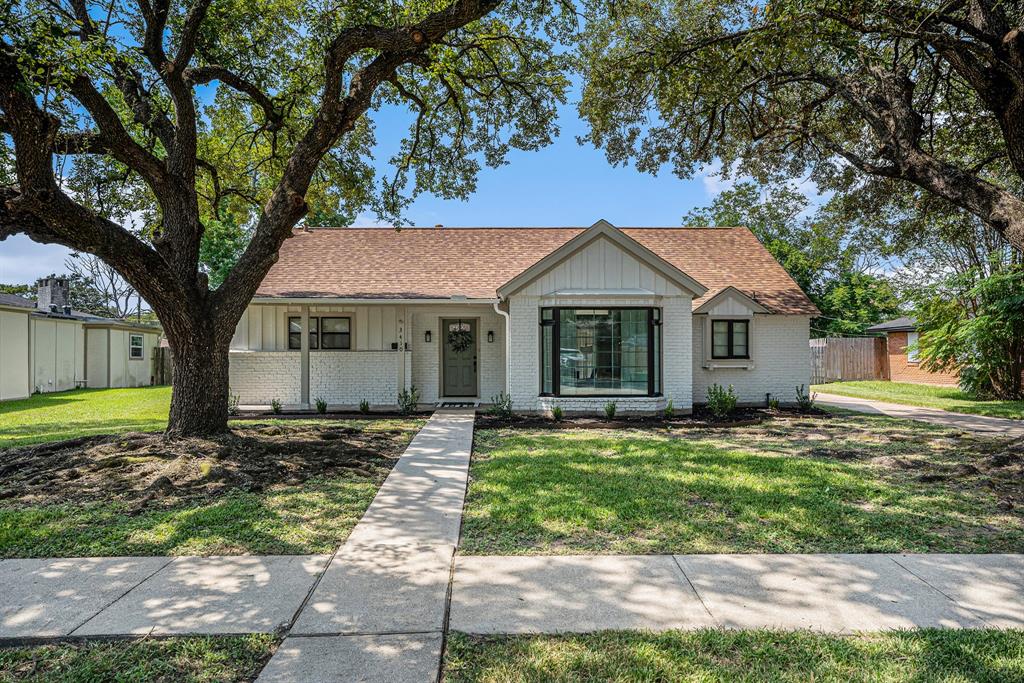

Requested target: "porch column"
[{"left": 300, "top": 305, "right": 310, "bottom": 408}]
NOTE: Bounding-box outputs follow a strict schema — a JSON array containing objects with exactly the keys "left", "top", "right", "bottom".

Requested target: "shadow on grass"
[
  {"left": 444, "top": 629, "right": 1024, "bottom": 682},
  {"left": 460, "top": 429, "right": 1023, "bottom": 554},
  {"left": 0, "top": 477, "right": 380, "bottom": 558}
]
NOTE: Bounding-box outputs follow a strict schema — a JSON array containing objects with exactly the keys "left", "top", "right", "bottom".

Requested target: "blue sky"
[{"left": 0, "top": 91, "right": 721, "bottom": 285}]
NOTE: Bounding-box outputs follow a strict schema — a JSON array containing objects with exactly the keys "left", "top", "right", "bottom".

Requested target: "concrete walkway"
[
  {"left": 815, "top": 391, "right": 1024, "bottom": 438},
  {"left": 0, "top": 555, "right": 330, "bottom": 639},
  {"left": 450, "top": 554, "right": 1024, "bottom": 634},
  {"left": 257, "top": 408, "right": 475, "bottom": 683}
]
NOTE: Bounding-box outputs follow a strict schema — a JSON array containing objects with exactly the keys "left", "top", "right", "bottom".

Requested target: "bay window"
[{"left": 540, "top": 307, "right": 662, "bottom": 396}]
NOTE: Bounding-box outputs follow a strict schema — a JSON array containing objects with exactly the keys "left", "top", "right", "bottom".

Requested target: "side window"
[
  {"left": 906, "top": 332, "right": 919, "bottom": 363},
  {"left": 129, "top": 334, "right": 144, "bottom": 359},
  {"left": 711, "top": 320, "right": 749, "bottom": 359}
]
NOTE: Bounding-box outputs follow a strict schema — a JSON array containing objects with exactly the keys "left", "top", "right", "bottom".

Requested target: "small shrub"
[
  {"left": 397, "top": 386, "right": 420, "bottom": 415},
  {"left": 270, "top": 398, "right": 282, "bottom": 414},
  {"left": 604, "top": 401, "right": 617, "bottom": 421},
  {"left": 488, "top": 392, "right": 514, "bottom": 420},
  {"left": 663, "top": 398, "right": 674, "bottom": 419},
  {"left": 767, "top": 396, "right": 780, "bottom": 411},
  {"left": 795, "top": 384, "right": 816, "bottom": 411},
  {"left": 359, "top": 399, "right": 371, "bottom": 414},
  {"left": 550, "top": 405, "right": 564, "bottom": 422},
  {"left": 706, "top": 384, "right": 737, "bottom": 418},
  {"left": 227, "top": 393, "right": 240, "bottom": 416},
  {"left": 315, "top": 397, "right": 327, "bottom": 414}
]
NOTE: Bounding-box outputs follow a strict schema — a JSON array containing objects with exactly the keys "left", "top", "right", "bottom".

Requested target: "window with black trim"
[
  {"left": 711, "top": 319, "right": 749, "bottom": 359},
  {"left": 129, "top": 334, "right": 144, "bottom": 359},
  {"left": 540, "top": 307, "right": 662, "bottom": 397},
  {"left": 288, "top": 316, "right": 320, "bottom": 350},
  {"left": 321, "top": 317, "right": 351, "bottom": 350}
]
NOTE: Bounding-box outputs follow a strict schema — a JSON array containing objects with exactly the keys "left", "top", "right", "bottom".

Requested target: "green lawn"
[
  {"left": 444, "top": 630, "right": 1024, "bottom": 683},
  {"left": 0, "top": 387, "right": 173, "bottom": 448},
  {"left": 0, "top": 387, "right": 426, "bottom": 557},
  {"left": 0, "top": 635, "right": 274, "bottom": 682},
  {"left": 0, "top": 474, "right": 387, "bottom": 558},
  {"left": 459, "top": 415, "right": 1022, "bottom": 555},
  {"left": 813, "top": 381, "right": 1024, "bottom": 420}
]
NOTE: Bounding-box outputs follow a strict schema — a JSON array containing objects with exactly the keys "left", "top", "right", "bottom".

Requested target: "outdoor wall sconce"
[
  {"left": 487, "top": 330, "right": 495, "bottom": 343},
  {"left": 425, "top": 330, "right": 432, "bottom": 343}
]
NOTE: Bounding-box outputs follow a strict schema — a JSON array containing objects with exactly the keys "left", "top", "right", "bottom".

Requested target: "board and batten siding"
[
  {"left": 514, "top": 236, "right": 687, "bottom": 297},
  {"left": 83, "top": 327, "right": 159, "bottom": 389},
  {"left": 30, "top": 317, "right": 85, "bottom": 393},
  {"left": 0, "top": 308, "right": 31, "bottom": 401},
  {"left": 231, "top": 304, "right": 402, "bottom": 351}
]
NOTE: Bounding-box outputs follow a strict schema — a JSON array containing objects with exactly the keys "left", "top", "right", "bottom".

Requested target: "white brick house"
[{"left": 230, "top": 220, "right": 818, "bottom": 414}]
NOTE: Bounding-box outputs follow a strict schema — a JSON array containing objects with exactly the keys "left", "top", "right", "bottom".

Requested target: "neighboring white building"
[
  {"left": 229, "top": 221, "right": 819, "bottom": 414},
  {"left": 0, "top": 278, "right": 162, "bottom": 401}
]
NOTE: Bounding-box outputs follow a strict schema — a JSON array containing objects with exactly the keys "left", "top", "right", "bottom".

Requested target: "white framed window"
[
  {"left": 906, "top": 332, "right": 920, "bottom": 363},
  {"left": 129, "top": 333, "right": 144, "bottom": 359}
]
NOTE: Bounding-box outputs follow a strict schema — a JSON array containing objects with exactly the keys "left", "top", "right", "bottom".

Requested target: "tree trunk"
[{"left": 166, "top": 323, "right": 232, "bottom": 436}]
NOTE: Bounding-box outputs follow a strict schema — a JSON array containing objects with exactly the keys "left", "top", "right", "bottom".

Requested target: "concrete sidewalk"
[
  {"left": 0, "top": 555, "right": 329, "bottom": 639},
  {"left": 815, "top": 391, "right": 1024, "bottom": 438},
  {"left": 258, "top": 408, "right": 476, "bottom": 683},
  {"left": 450, "top": 554, "right": 1024, "bottom": 635}
]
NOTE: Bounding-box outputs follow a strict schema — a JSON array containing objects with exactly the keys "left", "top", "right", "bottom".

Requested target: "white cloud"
[{"left": 0, "top": 236, "right": 72, "bottom": 284}]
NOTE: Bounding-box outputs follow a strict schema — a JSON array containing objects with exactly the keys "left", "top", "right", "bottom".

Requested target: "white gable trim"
[
  {"left": 693, "top": 286, "right": 769, "bottom": 316},
  {"left": 496, "top": 219, "right": 708, "bottom": 299}
]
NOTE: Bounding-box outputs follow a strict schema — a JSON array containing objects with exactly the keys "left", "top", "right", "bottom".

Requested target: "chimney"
[
  {"left": 37, "top": 276, "right": 70, "bottom": 313},
  {"left": 434, "top": 224, "right": 443, "bottom": 230}
]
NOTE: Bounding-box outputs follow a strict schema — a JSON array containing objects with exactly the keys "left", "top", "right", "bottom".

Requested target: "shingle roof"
[
  {"left": 865, "top": 316, "right": 917, "bottom": 333},
  {"left": 0, "top": 292, "right": 34, "bottom": 309},
  {"left": 256, "top": 226, "right": 819, "bottom": 315}
]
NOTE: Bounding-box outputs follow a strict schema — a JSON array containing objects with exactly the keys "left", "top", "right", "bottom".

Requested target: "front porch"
[{"left": 228, "top": 301, "right": 507, "bottom": 410}]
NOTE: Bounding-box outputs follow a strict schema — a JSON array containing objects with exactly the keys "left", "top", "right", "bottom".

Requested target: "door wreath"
[{"left": 447, "top": 328, "right": 473, "bottom": 353}]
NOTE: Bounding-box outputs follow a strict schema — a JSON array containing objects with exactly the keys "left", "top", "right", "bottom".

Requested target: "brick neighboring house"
[
  {"left": 229, "top": 220, "right": 820, "bottom": 414},
  {"left": 865, "top": 316, "right": 959, "bottom": 386}
]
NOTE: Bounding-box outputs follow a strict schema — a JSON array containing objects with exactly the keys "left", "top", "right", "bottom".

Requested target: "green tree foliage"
[
  {"left": 0, "top": 283, "right": 32, "bottom": 298},
  {"left": 684, "top": 182, "right": 900, "bottom": 336},
  {"left": 576, "top": 0, "right": 1024, "bottom": 251},
  {"left": 0, "top": 0, "right": 573, "bottom": 434},
  {"left": 917, "top": 268, "right": 1024, "bottom": 400}
]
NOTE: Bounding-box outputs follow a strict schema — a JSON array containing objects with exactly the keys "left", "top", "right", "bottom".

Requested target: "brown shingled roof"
[{"left": 256, "top": 226, "right": 819, "bottom": 315}]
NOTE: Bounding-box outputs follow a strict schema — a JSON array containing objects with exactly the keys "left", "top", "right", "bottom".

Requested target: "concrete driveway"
[{"left": 814, "top": 391, "right": 1024, "bottom": 438}]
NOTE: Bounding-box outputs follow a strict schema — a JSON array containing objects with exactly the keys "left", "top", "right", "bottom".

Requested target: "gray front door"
[{"left": 442, "top": 318, "right": 477, "bottom": 397}]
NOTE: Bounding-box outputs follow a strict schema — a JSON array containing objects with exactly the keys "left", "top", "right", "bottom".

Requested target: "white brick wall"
[
  {"left": 229, "top": 351, "right": 301, "bottom": 406},
  {"left": 692, "top": 315, "right": 811, "bottom": 406},
  {"left": 507, "top": 294, "right": 693, "bottom": 414},
  {"left": 310, "top": 351, "right": 408, "bottom": 408}
]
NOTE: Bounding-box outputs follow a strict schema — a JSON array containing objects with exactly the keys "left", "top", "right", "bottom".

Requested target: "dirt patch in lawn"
[
  {"left": 474, "top": 406, "right": 828, "bottom": 430},
  {"left": 0, "top": 423, "right": 413, "bottom": 510}
]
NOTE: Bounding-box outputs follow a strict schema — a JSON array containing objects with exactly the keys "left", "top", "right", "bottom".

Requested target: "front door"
[{"left": 442, "top": 318, "right": 477, "bottom": 397}]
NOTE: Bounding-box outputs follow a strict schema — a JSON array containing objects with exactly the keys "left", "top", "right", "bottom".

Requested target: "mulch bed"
[
  {"left": 474, "top": 406, "right": 830, "bottom": 430},
  {"left": 0, "top": 423, "right": 415, "bottom": 511}
]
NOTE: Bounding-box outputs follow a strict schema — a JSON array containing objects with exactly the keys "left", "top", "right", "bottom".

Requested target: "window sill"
[{"left": 703, "top": 360, "right": 754, "bottom": 370}]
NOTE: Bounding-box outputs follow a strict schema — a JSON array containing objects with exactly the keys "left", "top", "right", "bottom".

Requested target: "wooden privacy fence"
[
  {"left": 810, "top": 337, "right": 889, "bottom": 384},
  {"left": 152, "top": 346, "right": 173, "bottom": 385}
]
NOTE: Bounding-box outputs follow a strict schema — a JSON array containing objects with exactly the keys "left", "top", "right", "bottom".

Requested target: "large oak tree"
[
  {"left": 576, "top": 0, "right": 1024, "bottom": 251},
  {"left": 0, "top": 0, "right": 569, "bottom": 434}
]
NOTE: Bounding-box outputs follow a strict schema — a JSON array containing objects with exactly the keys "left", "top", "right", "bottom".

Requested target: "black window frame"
[
  {"left": 288, "top": 316, "right": 320, "bottom": 350},
  {"left": 710, "top": 319, "right": 750, "bottom": 360},
  {"left": 539, "top": 306, "right": 662, "bottom": 398},
  {"left": 319, "top": 316, "right": 352, "bottom": 350}
]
